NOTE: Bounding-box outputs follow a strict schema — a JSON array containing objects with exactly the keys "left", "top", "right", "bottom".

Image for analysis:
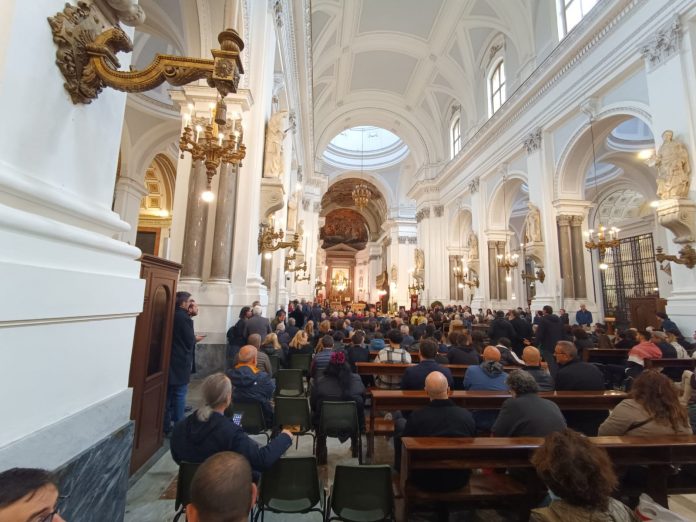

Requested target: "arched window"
[
  {"left": 450, "top": 115, "right": 461, "bottom": 158},
  {"left": 557, "top": 0, "right": 599, "bottom": 38},
  {"left": 489, "top": 60, "right": 505, "bottom": 116}
]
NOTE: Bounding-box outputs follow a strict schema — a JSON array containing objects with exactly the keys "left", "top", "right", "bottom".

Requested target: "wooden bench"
[
  {"left": 366, "top": 389, "right": 627, "bottom": 460},
  {"left": 356, "top": 362, "right": 521, "bottom": 378},
  {"left": 399, "top": 435, "right": 696, "bottom": 520},
  {"left": 368, "top": 351, "right": 421, "bottom": 362},
  {"left": 583, "top": 348, "right": 629, "bottom": 362},
  {"left": 645, "top": 358, "right": 696, "bottom": 371}
]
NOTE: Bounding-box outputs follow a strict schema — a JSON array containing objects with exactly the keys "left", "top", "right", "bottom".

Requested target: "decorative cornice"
[
  {"left": 398, "top": 236, "right": 408, "bottom": 244},
  {"left": 523, "top": 128, "right": 542, "bottom": 154},
  {"left": 468, "top": 178, "right": 479, "bottom": 194},
  {"left": 434, "top": 205, "right": 444, "bottom": 218},
  {"left": 408, "top": 236, "right": 417, "bottom": 244},
  {"left": 640, "top": 16, "right": 681, "bottom": 71}
]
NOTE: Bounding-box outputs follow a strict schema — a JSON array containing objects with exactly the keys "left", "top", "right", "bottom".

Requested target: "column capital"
[
  {"left": 570, "top": 215, "right": 584, "bottom": 226},
  {"left": 640, "top": 16, "right": 681, "bottom": 72},
  {"left": 416, "top": 207, "right": 431, "bottom": 223},
  {"left": 523, "top": 128, "right": 542, "bottom": 154},
  {"left": 433, "top": 205, "right": 444, "bottom": 218},
  {"left": 557, "top": 214, "right": 573, "bottom": 226}
]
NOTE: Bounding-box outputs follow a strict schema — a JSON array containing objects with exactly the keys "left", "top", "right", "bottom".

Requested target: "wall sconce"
[
  {"left": 521, "top": 267, "right": 546, "bottom": 283},
  {"left": 49, "top": 3, "right": 244, "bottom": 104},
  {"left": 463, "top": 277, "right": 479, "bottom": 289},
  {"left": 655, "top": 245, "right": 696, "bottom": 270},
  {"left": 294, "top": 271, "right": 310, "bottom": 282},
  {"left": 258, "top": 224, "right": 299, "bottom": 256}
]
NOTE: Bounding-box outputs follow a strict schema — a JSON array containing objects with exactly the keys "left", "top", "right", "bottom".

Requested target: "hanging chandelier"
[
  {"left": 583, "top": 117, "right": 620, "bottom": 256},
  {"left": 496, "top": 175, "right": 519, "bottom": 279},
  {"left": 352, "top": 127, "right": 371, "bottom": 210}
]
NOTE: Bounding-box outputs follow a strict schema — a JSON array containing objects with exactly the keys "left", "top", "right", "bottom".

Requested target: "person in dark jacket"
[
  {"left": 243, "top": 306, "right": 272, "bottom": 340},
  {"left": 492, "top": 370, "right": 566, "bottom": 437},
  {"left": 650, "top": 330, "right": 680, "bottom": 380},
  {"left": 446, "top": 331, "right": 481, "bottom": 365},
  {"left": 554, "top": 341, "right": 608, "bottom": 435},
  {"left": 572, "top": 326, "right": 594, "bottom": 359},
  {"left": 288, "top": 300, "right": 305, "bottom": 328},
  {"left": 535, "top": 306, "right": 564, "bottom": 377},
  {"left": 227, "top": 307, "right": 251, "bottom": 366},
  {"left": 310, "top": 351, "right": 366, "bottom": 463},
  {"left": 521, "top": 346, "right": 554, "bottom": 391},
  {"left": 487, "top": 310, "right": 517, "bottom": 346},
  {"left": 285, "top": 317, "right": 300, "bottom": 341},
  {"left": 495, "top": 337, "right": 524, "bottom": 366},
  {"left": 165, "top": 291, "right": 197, "bottom": 435},
  {"left": 657, "top": 311, "right": 683, "bottom": 338},
  {"left": 171, "top": 373, "right": 292, "bottom": 481},
  {"left": 346, "top": 331, "right": 370, "bottom": 372},
  {"left": 395, "top": 371, "right": 476, "bottom": 491},
  {"left": 463, "top": 346, "right": 508, "bottom": 432},
  {"left": 510, "top": 310, "right": 533, "bottom": 356},
  {"left": 227, "top": 346, "right": 276, "bottom": 425},
  {"left": 402, "top": 339, "right": 454, "bottom": 390}
]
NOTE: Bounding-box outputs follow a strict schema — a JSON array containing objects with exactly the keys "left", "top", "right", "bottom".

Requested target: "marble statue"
[
  {"left": 297, "top": 219, "right": 304, "bottom": 239},
  {"left": 263, "top": 110, "right": 288, "bottom": 179},
  {"left": 414, "top": 248, "right": 425, "bottom": 284},
  {"left": 468, "top": 231, "right": 479, "bottom": 260},
  {"left": 391, "top": 264, "right": 398, "bottom": 284},
  {"left": 654, "top": 130, "right": 691, "bottom": 200},
  {"left": 287, "top": 200, "right": 297, "bottom": 231},
  {"left": 525, "top": 202, "right": 542, "bottom": 242}
]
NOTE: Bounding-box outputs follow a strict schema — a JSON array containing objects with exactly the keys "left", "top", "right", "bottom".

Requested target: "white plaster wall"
[{"left": 0, "top": 1, "right": 143, "bottom": 458}]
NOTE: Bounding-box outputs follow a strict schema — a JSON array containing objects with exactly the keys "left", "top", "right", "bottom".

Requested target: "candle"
[
  {"left": 218, "top": 133, "right": 224, "bottom": 146},
  {"left": 196, "top": 125, "right": 202, "bottom": 142},
  {"left": 234, "top": 130, "right": 240, "bottom": 150},
  {"left": 223, "top": 0, "right": 239, "bottom": 31}
]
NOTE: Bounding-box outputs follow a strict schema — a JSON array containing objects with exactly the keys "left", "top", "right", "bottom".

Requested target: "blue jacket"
[
  {"left": 402, "top": 359, "right": 454, "bottom": 390},
  {"left": 575, "top": 309, "right": 593, "bottom": 326},
  {"left": 227, "top": 365, "right": 275, "bottom": 423},
  {"left": 462, "top": 362, "right": 508, "bottom": 391},
  {"left": 170, "top": 411, "right": 291, "bottom": 480},
  {"left": 369, "top": 338, "right": 386, "bottom": 351}
]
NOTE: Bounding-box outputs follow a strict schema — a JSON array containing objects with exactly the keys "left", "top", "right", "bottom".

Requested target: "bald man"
[
  {"left": 521, "top": 346, "right": 554, "bottom": 391},
  {"left": 394, "top": 372, "right": 475, "bottom": 492},
  {"left": 227, "top": 345, "right": 275, "bottom": 424}
]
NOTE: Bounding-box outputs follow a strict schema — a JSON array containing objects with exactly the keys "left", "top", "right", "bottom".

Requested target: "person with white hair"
[{"left": 243, "top": 305, "right": 272, "bottom": 340}]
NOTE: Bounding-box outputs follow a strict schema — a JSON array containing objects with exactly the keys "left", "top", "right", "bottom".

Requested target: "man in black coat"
[
  {"left": 395, "top": 372, "right": 476, "bottom": 492},
  {"left": 510, "top": 310, "right": 533, "bottom": 356},
  {"left": 401, "top": 339, "right": 454, "bottom": 390},
  {"left": 289, "top": 300, "right": 305, "bottom": 328},
  {"left": 554, "top": 341, "right": 607, "bottom": 435},
  {"left": 535, "top": 305, "right": 564, "bottom": 377},
  {"left": 165, "top": 291, "right": 197, "bottom": 435},
  {"left": 487, "top": 310, "right": 517, "bottom": 346}
]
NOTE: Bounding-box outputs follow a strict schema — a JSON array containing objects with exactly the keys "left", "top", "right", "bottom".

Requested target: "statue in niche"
[
  {"left": 297, "top": 219, "right": 304, "bottom": 239},
  {"left": 525, "top": 202, "right": 542, "bottom": 243},
  {"left": 654, "top": 130, "right": 691, "bottom": 200},
  {"left": 287, "top": 199, "right": 297, "bottom": 231},
  {"left": 414, "top": 248, "right": 425, "bottom": 284},
  {"left": 468, "top": 231, "right": 479, "bottom": 260},
  {"left": 391, "top": 264, "right": 398, "bottom": 284},
  {"left": 263, "top": 110, "right": 289, "bottom": 179}
]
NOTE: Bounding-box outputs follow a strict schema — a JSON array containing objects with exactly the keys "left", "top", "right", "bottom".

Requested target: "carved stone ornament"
[
  {"left": 398, "top": 236, "right": 408, "bottom": 244},
  {"left": 655, "top": 199, "right": 696, "bottom": 245},
  {"left": 288, "top": 111, "right": 297, "bottom": 134},
  {"left": 525, "top": 202, "right": 542, "bottom": 243},
  {"left": 273, "top": 0, "right": 283, "bottom": 28},
  {"left": 368, "top": 254, "right": 381, "bottom": 262},
  {"left": 523, "top": 128, "right": 542, "bottom": 154},
  {"left": 302, "top": 198, "right": 310, "bottom": 211},
  {"left": 408, "top": 237, "right": 418, "bottom": 244},
  {"left": 434, "top": 205, "right": 444, "bottom": 218},
  {"left": 259, "top": 178, "right": 285, "bottom": 221},
  {"left": 653, "top": 130, "right": 691, "bottom": 200},
  {"left": 100, "top": 0, "right": 145, "bottom": 26},
  {"left": 48, "top": 2, "right": 244, "bottom": 104},
  {"left": 641, "top": 18, "right": 681, "bottom": 71},
  {"left": 297, "top": 166, "right": 303, "bottom": 182},
  {"left": 313, "top": 202, "right": 321, "bottom": 213},
  {"left": 468, "top": 178, "right": 480, "bottom": 194},
  {"left": 384, "top": 237, "right": 392, "bottom": 247}
]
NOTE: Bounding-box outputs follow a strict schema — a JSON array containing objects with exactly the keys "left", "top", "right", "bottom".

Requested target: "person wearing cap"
[{"left": 462, "top": 345, "right": 508, "bottom": 433}]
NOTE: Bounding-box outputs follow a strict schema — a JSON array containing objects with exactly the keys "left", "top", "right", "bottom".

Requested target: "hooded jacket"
[
  {"left": 369, "top": 338, "right": 386, "bottom": 351},
  {"left": 170, "top": 411, "right": 291, "bottom": 480},
  {"left": 462, "top": 361, "right": 508, "bottom": 391},
  {"left": 227, "top": 365, "right": 275, "bottom": 423}
]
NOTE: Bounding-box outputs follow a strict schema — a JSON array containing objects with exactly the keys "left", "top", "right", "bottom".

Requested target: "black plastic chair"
[
  {"left": 327, "top": 464, "right": 394, "bottom": 522},
  {"left": 173, "top": 462, "right": 200, "bottom": 521},
  {"left": 273, "top": 396, "right": 315, "bottom": 450},
  {"left": 268, "top": 354, "right": 281, "bottom": 376},
  {"left": 290, "top": 353, "right": 313, "bottom": 380},
  {"left": 275, "top": 369, "right": 305, "bottom": 397},
  {"left": 319, "top": 401, "right": 362, "bottom": 464},
  {"left": 253, "top": 456, "right": 325, "bottom": 522},
  {"left": 224, "top": 401, "right": 270, "bottom": 442}
]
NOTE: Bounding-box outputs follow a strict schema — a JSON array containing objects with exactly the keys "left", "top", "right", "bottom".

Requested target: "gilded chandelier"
[
  {"left": 584, "top": 225, "right": 620, "bottom": 254},
  {"left": 352, "top": 183, "right": 371, "bottom": 210}
]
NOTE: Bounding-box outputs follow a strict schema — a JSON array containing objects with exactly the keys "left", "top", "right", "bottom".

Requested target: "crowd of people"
[{"left": 4, "top": 296, "right": 694, "bottom": 521}]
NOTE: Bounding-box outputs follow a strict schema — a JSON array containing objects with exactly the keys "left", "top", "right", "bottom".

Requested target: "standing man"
[
  {"left": 558, "top": 308, "right": 569, "bottom": 325},
  {"left": 244, "top": 305, "right": 272, "bottom": 340},
  {"left": 575, "top": 304, "right": 593, "bottom": 327},
  {"left": 187, "top": 298, "right": 206, "bottom": 376},
  {"left": 289, "top": 299, "right": 305, "bottom": 328},
  {"left": 535, "top": 306, "right": 564, "bottom": 377},
  {"left": 165, "top": 291, "right": 197, "bottom": 436}
]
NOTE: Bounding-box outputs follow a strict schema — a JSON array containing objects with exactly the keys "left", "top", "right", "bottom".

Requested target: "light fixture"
[
  {"left": 179, "top": 104, "right": 246, "bottom": 203},
  {"left": 331, "top": 273, "right": 350, "bottom": 292},
  {"left": 650, "top": 200, "right": 660, "bottom": 208},
  {"left": 520, "top": 242, "right": 546, "bottom": 283},
  {"left": 583, "top": 117, "right": 620, "bottom": 254},
  {"left": 637, "top": 149, "right": 654, "bottom": 160},
  {"left": 496, "top": 176, "right": 519, "bottom": 275},
  {"left": 655, "top": 245, "right": 696, "bottom": 270},
  {"left": 352, "top": 128, "right": 371, "bottom": 210},
  {"left": 599, "top": 262, "right": 609, "bottom": 270},
  {"left": 258, "top": 223, "right": 300, "bottom": 256}
]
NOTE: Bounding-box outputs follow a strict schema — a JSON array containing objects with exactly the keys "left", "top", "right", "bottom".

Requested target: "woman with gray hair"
[
  {"left": 170, "top": 373, "right": 293, "bottom": 480},
  {"left": 491, "top": 370, "right": 566, "bottom": 437}
]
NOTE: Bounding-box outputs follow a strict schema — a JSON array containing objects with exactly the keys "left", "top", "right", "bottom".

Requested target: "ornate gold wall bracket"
[
  {"left": 521, "top": 267, "right": 546, "bottom": 283},
  {"left": 655, "top": 245, "right": 696, "bottom": 270},
  {"left": 49, "top": 1, "right": 244, "bottom": 104}
]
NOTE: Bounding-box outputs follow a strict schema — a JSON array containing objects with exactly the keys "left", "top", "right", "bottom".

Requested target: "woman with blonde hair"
[
  {"left": 170, "top": 373, "right": 293, "bottom": 479},
  {"left": 599, "top": 370, "right": 692, "bottom": 436},
  {"left": 289, "top": 330, "right": 313, "bottom": 361}
]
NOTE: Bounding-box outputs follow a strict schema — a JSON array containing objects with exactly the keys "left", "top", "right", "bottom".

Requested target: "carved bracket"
[
  {"left": 259, "top": 178, "right": 285, "bottom": 221},
  {"left": 655, "top": 199, "right": 696, "bottom": 244}
]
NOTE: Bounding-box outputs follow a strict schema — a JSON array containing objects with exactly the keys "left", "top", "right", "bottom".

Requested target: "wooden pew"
[
  {"left": 582, "top": 348, "right": 629, "bottom": 362},
  {"left": 399, "top": 435, "right": 696, "bottom": 520},
  {"left": 366, "top": 389, "right": 627, "bottom": 460},
  {"left": 645, "top": 358, "right": 696, "bottom": 372},
  {"left": 356, "top": 362, "right": 521, "bottom": 378},
  {"left": 368, "top": 351, "right": 421, "bottom": 362}
]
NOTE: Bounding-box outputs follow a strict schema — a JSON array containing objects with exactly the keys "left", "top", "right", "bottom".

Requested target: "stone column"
[
  {"left": 557, "top": 215, "right": 574, "bottom": 299},
  {"left": 496, "top": 241, "right": 508, "bottom": 301},
  {"left": 181, "top": 162, "right": 209, "bottom": 280},
  {"left": 488, "top": 241, "right": 499, "bottom": 300},
  {"left": 210, "top": 163, "right": 239, "bottom": 282},
  {"left": 112, "top": 174, "right": 148, "bottom": 246},
  {"left": 570, "top": 215, "right": 587, "bottom": 299}
]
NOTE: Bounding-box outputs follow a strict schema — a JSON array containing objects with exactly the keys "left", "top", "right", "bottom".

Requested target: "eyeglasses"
[{"left": 36, "top": 495, "right": 68, "bottom": 522}]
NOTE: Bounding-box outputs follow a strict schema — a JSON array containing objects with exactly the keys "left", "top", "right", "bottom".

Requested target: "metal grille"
[{"left": 599, "top": 233, "right": 659, "bottom": 323}]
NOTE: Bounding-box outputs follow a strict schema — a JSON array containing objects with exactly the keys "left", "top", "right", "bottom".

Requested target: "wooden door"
[
  {"left": 628, "top": 297, "right": 667, "bottom": 332},
  {"left": 128, "top": 255, "right": 181, "bottom": 474}
]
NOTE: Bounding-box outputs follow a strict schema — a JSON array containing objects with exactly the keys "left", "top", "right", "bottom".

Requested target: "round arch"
[
  {"left": 487, "top": 171, "right": 528, "bottom": 230},
  {"left": 329, "top": 170, "right": 396, "bottom": 210}
]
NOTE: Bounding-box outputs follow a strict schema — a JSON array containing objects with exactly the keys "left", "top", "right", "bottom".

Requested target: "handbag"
[{"left": 635, "top": 493, "right": 690, "bottom": 521}]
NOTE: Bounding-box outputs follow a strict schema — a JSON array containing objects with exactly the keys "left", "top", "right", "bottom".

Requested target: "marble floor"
[{"left": 125, "top": 381, "right": 696, "bottom": 521}]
